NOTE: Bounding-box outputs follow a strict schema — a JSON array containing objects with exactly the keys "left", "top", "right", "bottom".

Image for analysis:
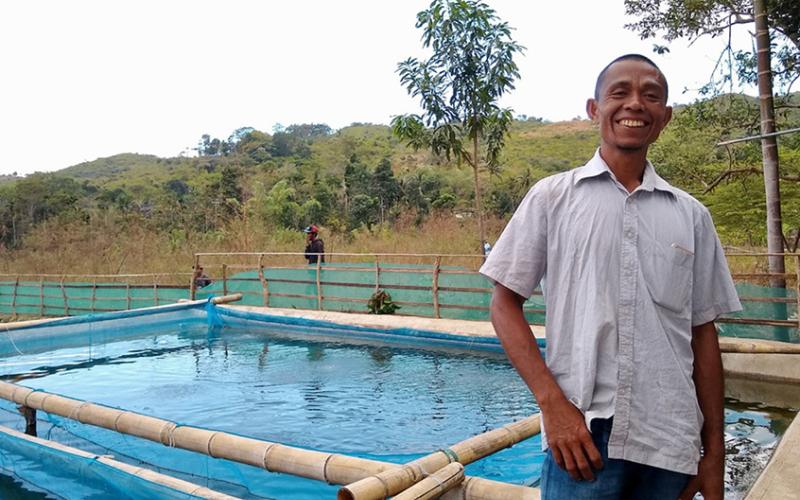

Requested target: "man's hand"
[
  {"left": 541, "top": 395, "right": 603, "bottom": 481},
  {"left": 679, "top": 450, "right": 724, "bottom": 500}
]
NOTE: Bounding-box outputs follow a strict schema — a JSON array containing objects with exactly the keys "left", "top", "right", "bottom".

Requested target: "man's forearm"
[
  {"left": 691, "top": 321, "right": 725, "bottom": 457},
  {"left": 490, "top": 284, "right": 564, "bottom": 405}
]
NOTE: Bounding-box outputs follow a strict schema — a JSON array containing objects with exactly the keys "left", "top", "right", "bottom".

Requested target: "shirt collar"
[{"left": 575, "top": 149, "right": 678, "bottom": 196}]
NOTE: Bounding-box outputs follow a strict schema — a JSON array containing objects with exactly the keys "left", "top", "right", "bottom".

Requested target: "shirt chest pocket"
[{"left": 640, "top": 241, "right": 693, "bottom": 313}]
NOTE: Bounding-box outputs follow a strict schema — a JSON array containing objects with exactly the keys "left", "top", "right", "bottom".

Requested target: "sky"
[{"left": 0, "top": 0, "right": 754, "bottom": 176}]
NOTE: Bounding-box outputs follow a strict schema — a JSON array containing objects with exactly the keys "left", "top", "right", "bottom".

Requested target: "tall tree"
[
  {"left": 625, "top": 0, "right": 799, "bottom": 287},
  {"left": 392, "top": 0, "right": 523, "bottom": 251}
]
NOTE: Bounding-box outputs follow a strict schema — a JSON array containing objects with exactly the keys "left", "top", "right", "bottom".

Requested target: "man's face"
[{"left": 586, "top": 59, "right": 672, "bottom": 153}]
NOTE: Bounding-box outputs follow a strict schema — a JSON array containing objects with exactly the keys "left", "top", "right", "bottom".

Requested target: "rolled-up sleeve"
[
  {"left": 691, "top": 207, "right": 743, "bottom": 326},
  {"left": 480, "top": 181, "right": 548, "bottom": 299}
]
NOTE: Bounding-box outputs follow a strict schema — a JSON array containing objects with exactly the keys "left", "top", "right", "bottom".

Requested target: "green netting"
[{"left": 2, "top": 264, "right": 798, "bottom": 342}]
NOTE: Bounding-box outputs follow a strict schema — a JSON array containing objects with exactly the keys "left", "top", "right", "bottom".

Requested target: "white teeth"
[{"left": 620, "top": 119, "right": 645, "bottom": 127}]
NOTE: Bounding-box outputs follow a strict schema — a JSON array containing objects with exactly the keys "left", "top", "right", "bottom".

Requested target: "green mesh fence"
[{"left": 1, "top": 262, "right": 798, "bottom": 343}]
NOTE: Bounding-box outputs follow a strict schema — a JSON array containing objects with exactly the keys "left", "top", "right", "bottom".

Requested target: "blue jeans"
[{"left": 541, "top": 418, "right": 691, "bottom": 499}]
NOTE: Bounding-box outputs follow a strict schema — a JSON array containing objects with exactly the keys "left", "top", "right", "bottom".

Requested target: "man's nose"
[{"left": 624, "top": 92, "right": 644, "bottom": 111}]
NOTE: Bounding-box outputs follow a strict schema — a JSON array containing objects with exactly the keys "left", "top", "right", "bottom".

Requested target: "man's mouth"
[{"left": 618, "top": 119, "right": 646, "bottom": 128}]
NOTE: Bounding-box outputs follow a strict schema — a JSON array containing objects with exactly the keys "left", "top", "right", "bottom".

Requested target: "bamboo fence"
[
  {"left": 0, "top": 381, "right": 539, "bottom": 500},
  {"left": 3, "top": 252, "right": 800, "bottom": 334},
  {"left": 192, "top": 251, "right": 800, "bottom": 331}
]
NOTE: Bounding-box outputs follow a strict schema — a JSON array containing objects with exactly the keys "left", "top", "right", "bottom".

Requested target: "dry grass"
[
  {"left": 2, "top": 214, "right": 797, "bottom": 290},
  {"left": 0, "top": 212, "right": 506, "bottom": 277}
]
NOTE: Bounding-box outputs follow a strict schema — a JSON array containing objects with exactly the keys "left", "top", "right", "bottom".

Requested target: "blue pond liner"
[{"left": 0, "top": 300, "right": 544, "bottom": 499}]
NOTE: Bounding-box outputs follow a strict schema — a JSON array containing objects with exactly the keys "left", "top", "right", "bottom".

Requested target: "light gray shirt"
[{"left": 480, "top": 150, "right": 742, "bottom": 474}]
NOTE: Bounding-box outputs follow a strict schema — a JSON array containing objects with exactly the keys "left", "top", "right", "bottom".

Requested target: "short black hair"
[{"left": 594, "top": 54, "right": 669, "bottom": 103}]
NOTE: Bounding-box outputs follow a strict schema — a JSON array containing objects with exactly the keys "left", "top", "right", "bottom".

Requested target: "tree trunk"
[
  {"left": 472, "top": 134, "right": 485, "bottom": 254},
  {"left": 754, "top": 0, "right": 786, "bottom": 288}
]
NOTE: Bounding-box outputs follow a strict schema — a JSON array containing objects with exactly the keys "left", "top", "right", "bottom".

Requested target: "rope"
[
  {"left": 207, "top": 431, "right": 220, "bottom": 457},
  {"left": 2, "top": 323, "right": 24, "bottom": 356},
  {"left": 438, "top": 447, "right": 460, "bottom": 463},
  {"left": 261, "top": 442, "right": 278, "bottom": 471},
  {"left": 321, "top": 453, "right": 336, "bottom": 484},
  {"left": 68, "top": 402, "right": 90, "bottom": 423}
]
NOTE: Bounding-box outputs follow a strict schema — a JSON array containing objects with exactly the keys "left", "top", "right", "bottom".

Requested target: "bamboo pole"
[
  {"left": 258, "top": 254, "right": 269, "bottom": 307},
  {"left": 60, "top": 275, "right": 69, "bottom": 316},
  {"left": 91, "top": 279, "right": 97, "bottom": 313},
  {"left": 393, "top": 462, "right": 464, "bottom": 500},
  {"left": 339, "top": 414, "right": 541, "bottom": 500},
  {"left": 126, "top": 282, "right": 131, "bottom": 310},
  {"left": 0, "top": 381, "right": 536, "bottom": 499},
  {"left": 222, "top": 264, "right": 228, "bottom": 297},
  {"left": 316, "top": 258, "right": 323, "bottom": 310},
  {"left": 39, "top": 276, "right": 45, "bottom": 317},
  {"left": 190, "top": 255, "right": 200, "bottom": 300},
  {"left": 374, "top": 257, "right": 380, "bottom": 291},
  {"left": 11, "top": 275, "right": 19, "bottom": 318},
  {"left": 432, "top": 256, "right": 441, "bottom": 319},
  {"left": 211, "top": 294, "right": 243, "bottom": 305},
  {"left": 153, "top": 275, "right": 159, "bottom": 306},
  {"left": 795, "top": 255, "right": 800, "bottom": 328}
]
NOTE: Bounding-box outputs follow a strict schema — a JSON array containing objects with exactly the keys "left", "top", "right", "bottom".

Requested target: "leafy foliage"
[
  {"left": 391, "top": 0, "right": 524, "bottom": 248},
  {"left": 367, "top": 289, "right": 400, "bottom": 315}
]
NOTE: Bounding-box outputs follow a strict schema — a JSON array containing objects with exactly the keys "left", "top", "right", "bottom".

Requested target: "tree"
[
  {"left": 625, "top": 0, "right": 799, "bottom": 287},
  {"left": 370, "top": 158, "right": 401, "bottom": 223},
  {"left": 392, "top": 0, "right": 523, "bottom": 251}
]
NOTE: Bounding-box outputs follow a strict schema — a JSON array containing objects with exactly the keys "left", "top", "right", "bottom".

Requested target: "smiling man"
[{"left": 480, "top": 54, "right": 741, "bottom": 499}]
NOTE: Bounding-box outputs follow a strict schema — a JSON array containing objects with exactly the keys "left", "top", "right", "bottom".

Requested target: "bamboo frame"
[
  {"left": 0, "top": 381, "right": 537, "bottom": 500},
  {"left": 339, "top": 414, "right": 541, "bottom": 500},
  {"left": 392, "top": 462, "right": 464, "bottom": 500},
  {"left": 153, "top": 275, "right": 159, "bottom": 306}
]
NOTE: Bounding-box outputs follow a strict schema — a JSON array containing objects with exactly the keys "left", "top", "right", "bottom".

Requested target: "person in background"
[
  {"left": 304, "top": 225, "right": 325, "bottom": 264},
  {"left": 481, "top": 54, "right": 741, "bottom": 500},
  {"left": 193, "top": 265, "right": 212, "bottom": 288}
]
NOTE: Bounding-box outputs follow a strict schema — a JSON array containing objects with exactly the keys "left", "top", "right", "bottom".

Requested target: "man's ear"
[
  {"left": 663, "top": 105, "right": 673, "bottom": 128},
  {"left": 586, "top": 98, "right": 598, "bottom": 122}
]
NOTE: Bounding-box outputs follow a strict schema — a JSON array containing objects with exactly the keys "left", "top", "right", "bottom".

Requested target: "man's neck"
[{"left": 599, "top": 145, "right": 649, "bottom": 193}]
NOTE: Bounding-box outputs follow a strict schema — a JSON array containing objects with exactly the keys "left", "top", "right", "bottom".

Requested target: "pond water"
[{"left": 0, "top": 321, "right": 795, "bottom": 498}]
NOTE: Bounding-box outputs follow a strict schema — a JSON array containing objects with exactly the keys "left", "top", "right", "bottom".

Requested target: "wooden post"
[
  {"left": 153, "top": 275, "right": 159, "bottom": 306},
  {"left": 316, "top": 258, "right": 322, "bottom": 310},
  {"left": 18, "top": 406, "right": 37, "bottom": 437},
  {"left": 126, "top": 283, "right": 131, "bottom": 310},
  {"left": 258, "top": 254, "right": 269, "bottom": 307},
  {"left": 222, "top": 264, "right": 228, "bottom": 296},
  {"left": 374, "top": 257, "right": 381, "bottom": 291},
  {"left": 190, "top": 255, "right": 200, "bottom": 300},
  {"left": 432, "top": 256, "right": 441, "bottom": 319},
  {"left": 60, "top": 276, "right": 69, "bottom": 316},
  {"left": 795, "top": 255, "right": 800, "bottom": 330},
  {"left": 11, "top": 276, "right": 18, "bottom": 318},
  {"left": 91, "top": 279, "right": 97, "bottom": 313},
  {"left": 39, "top": 276, "right": 44, "bottom": 317}
]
